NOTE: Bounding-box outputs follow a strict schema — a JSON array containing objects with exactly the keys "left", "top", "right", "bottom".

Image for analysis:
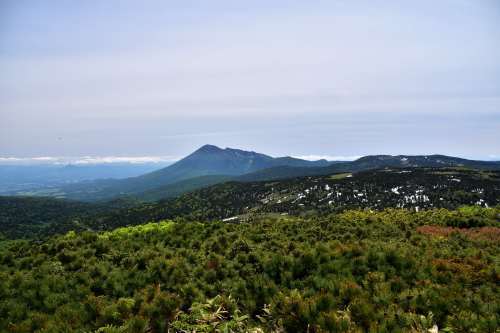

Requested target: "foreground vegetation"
[{"left": 0, "top": 207, "right": 498, "bottom": 332}]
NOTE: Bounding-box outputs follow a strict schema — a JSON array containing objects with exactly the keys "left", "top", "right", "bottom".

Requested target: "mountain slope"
[
  {"left": 74, "top": 167, "right": 500, "bottom": 232},
  {"left": 134, "top": 145, "right": 330, "bottom": 184},
  {"left": 135, "top": 175, "right": 233, "bottom": 202}
]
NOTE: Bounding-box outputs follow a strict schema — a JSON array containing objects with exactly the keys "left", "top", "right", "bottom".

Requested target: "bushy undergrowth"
[{"left": 0, "top": 208, "right": 498, "bottom": 332}]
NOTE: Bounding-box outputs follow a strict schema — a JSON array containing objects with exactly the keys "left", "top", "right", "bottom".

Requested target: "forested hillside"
[
  {"left": 0, "top": 196, "right": 98, "bottom": 239},
  {"left": 1, "top": 167, "right": 499, "bottom": 239},
  {"left": 0, "top": 208, "right": 498, "bottom": 332},
  {"left": 0, "top": 197, "right": 132, "bottom": 239},
  {"left": 81, "top": 167, "right": 500, "bottom": 233}
]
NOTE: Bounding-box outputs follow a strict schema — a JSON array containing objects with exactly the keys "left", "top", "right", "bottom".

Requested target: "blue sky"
[{"left": 1, "top": 0, "right": 499, "bottom": 161}]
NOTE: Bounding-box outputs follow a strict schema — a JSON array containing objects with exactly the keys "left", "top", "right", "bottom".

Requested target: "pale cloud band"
[
  {"left": 0, "top": 154, "right": 358, "bottom": 165},
  {"left": 0, "top": 156, "right": 179, "bottom": 165},
  {"left": 1, "top": 152, "right": 498, "bottom": 166}
]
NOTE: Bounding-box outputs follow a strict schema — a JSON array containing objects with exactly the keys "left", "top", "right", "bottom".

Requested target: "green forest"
[{"left": 1, "top": 207, "right": 498, "bottom": 332}]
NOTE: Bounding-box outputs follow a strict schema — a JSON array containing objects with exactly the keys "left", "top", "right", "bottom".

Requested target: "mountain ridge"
[
  {"left": 5, "top": 146, "right": 500, "bottom": 202},
  {"left": 236, "top": 154, "right": 500, "bottom": 182}
]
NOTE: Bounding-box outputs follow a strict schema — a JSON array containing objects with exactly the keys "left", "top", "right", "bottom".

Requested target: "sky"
[{"left": 1, "top": 0, "right": 499, "bottom": 163}]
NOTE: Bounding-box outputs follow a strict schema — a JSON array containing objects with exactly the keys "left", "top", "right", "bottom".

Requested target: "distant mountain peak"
[
  {"left": 195, "top": 144, "right": 224, "bottom": 153},
  {"left": 194, "top": 145, "right": 262, "bottom": 157}
]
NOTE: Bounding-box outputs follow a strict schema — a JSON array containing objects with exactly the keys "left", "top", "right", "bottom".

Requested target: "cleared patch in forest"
[{"left": 329, "top": 173, "right": 352, "bottom": 180}]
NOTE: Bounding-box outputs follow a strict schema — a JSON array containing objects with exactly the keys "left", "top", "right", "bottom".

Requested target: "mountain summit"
[
  {"left": 195, "top": 144, "right": 224, "bottom": 153},
  {"left": 138, "top": 145, "right": 332, "bottom": 185}
]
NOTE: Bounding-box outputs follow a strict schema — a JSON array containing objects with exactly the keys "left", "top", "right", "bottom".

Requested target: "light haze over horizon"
[{"left": 1, "top": 0, "right": 499, "bottom": 161}]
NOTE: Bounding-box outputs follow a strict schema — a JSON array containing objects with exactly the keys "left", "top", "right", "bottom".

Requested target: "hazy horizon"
[
  {"left": 1, "top": 0, "right": 499, "bottom": 160},
  {"left": 1, "top": 143, "right": 499, "bottom": 166}
]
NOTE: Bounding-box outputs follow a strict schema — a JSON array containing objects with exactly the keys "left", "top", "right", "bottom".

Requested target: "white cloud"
[
  {"left": 72, "top": 156, "right": 178, "bottom": 164},
  {"left": 31, "top": 157, "right": 59, "bottom": 161},
  {"left": 0, "top": 157, "right": 23, "bottom": 162},
  {"left": 0, "top": 156, "right": 179, "bottom": 165}
]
